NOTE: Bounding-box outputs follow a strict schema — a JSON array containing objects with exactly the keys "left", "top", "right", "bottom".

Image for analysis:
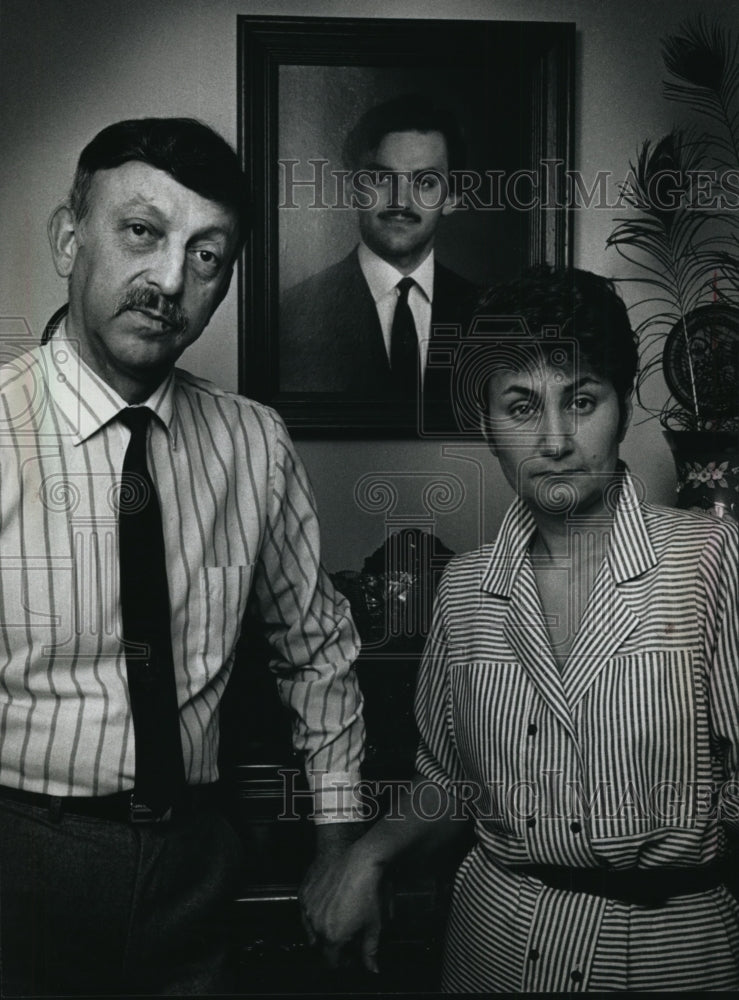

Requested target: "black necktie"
[
  {"left": 118, "top": 406, "right": 185, "bottom": 819},
  {"left": 390, "top": 277, "right": 419, "bottom": 394}
]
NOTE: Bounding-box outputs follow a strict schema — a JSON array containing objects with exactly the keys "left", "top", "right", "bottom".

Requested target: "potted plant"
[{"left": 607, "top": 17, "right": 739, "bottom": 519}]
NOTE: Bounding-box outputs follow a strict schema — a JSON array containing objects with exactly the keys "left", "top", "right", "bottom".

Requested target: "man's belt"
[
  {"left": 0, "top": 782, "right": 221, "bottom": 824},
  {"left": 513, "top": 862, "right": 727, "bottom": 906}
]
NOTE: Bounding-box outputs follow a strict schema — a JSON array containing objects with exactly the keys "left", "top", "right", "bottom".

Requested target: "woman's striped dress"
[{"left": 415, "top": 471, "right": 739, "bottom": 992}]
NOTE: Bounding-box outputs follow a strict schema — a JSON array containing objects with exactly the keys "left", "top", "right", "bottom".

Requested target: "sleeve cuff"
[{"left": 307, "top": 768, "right": 366, "bottom": 823}]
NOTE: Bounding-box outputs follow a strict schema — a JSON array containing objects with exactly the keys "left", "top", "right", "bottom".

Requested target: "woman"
[{"left": 301, "top": 267, "right": 739, "bottom": 992}]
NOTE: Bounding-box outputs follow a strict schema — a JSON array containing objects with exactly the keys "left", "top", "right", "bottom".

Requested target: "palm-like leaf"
[
  {"left": 662, "top": 17, "right": 739, "bottom": 169},
  {"left": 608, "top": 19, "right": 739, "bottom": 430},
  {"left": 713, "top": 247, "right": 739, "bottom": 304},
  {"left": 607, "top": 131, "right": 720, "bottom": 424}
]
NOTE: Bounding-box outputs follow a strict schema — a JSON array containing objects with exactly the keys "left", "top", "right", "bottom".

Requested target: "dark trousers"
[{"left": 0, "top": 795, "right": 244, "bottom": 996}]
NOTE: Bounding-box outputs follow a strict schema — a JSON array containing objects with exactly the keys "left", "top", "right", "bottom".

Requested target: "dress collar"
[{"left": 481, "top": 465, "right": 656, "bottom": 597}]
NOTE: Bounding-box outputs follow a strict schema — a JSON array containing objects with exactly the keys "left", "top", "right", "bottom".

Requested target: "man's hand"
[{"left": 299, "top": 823, "right": 384, "bottom": 973}]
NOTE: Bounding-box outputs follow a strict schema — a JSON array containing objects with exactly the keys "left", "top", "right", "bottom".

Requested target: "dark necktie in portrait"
[{"left": 389, "top": 277, "right": 419, "bottom": 393}]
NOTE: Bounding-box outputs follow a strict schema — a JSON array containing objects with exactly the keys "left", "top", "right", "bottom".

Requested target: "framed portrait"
[{"left": 238, "top": 15, "right": 575, "bottom": 436}]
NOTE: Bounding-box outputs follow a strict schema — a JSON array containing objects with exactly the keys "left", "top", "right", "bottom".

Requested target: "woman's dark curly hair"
[{"left": 462, "top": 266, "right": 638, "bottom": 433}]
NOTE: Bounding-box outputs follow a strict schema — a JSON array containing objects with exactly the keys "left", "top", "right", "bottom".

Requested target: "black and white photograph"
[{"left": 0, "top": 0, "right": 737, "bottom": 997}]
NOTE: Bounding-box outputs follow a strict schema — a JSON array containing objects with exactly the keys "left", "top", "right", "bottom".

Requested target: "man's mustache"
[
  {"left": 114, "top": 287, "right": 187, "bottom": 334},
  {"left": 377, "top": 209, "right": 421, "bottom": 224}
]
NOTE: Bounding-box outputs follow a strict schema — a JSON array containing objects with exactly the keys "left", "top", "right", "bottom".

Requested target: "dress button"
[
  {"left": 527, "top": 723, "right": 537, "bottom": 736},
  {"left": 570, "top": 821, "right": 582, "bottom": 834},
  {"left": 528, "top": 948, "right": 540, "bottom": 962},
  {"left": 526, "top": 817, "right": 536, "bottom": 828},
  {"left": 571, "top": 969, "right": 583, "bottom": 983}
]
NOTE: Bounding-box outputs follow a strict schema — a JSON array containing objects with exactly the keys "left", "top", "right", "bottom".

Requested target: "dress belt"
[
  {"left": 513, "top": 862, "right": 728, "bottom": 906},
  {"left": 0, "top": 782, "right": 221, "bottom": 824}
]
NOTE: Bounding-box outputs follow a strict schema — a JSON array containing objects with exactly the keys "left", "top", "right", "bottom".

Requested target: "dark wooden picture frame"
[{"left": 238, "top": 15, "right": 575, "bottom": 436}]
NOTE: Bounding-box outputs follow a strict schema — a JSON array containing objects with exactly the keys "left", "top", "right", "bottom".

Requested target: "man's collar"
[
  {"left": 357, "top": 242, "right": 434, "bottom": 303},
  {"left": 44, "top": 323, "right": 178, "bottom": 446},
  {"left": 481, "top": 466, "right": 656, "bottom": 597}
]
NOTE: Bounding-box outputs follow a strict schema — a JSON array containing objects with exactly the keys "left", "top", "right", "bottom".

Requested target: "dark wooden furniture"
[{"left": 218, "top": 533, "right": 465, "bottom": 994}]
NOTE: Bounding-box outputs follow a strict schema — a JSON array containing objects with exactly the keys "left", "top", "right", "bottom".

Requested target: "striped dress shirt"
[
  {"left": 415, "top": 470, "right": 739, "bottom": 991},
  {"left": 0, "top": 338, "right": 364, "bottom": 820}
]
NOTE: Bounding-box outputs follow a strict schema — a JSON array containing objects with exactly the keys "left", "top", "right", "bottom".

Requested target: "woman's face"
[{"left": 483, "top": 360, "right": 631, "bottom": 517}]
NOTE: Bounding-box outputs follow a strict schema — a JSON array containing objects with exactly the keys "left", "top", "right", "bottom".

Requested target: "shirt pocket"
[
  {"left": 448, "top": 660, "right": 533, "bottom": 799},
  {"left": 194, "top": 565, "right": 254, "bottom": 685},
  {"left": 583, "top": 648, "right": 699, "bottom": 838}
]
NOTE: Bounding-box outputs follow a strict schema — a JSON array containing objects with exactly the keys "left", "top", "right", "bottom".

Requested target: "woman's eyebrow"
[
  {"left": 500, "top": 383, "right": 538, "bottom": 397},
  {"left": 570, "top": 375, "right": 604, "bottom": 389}
]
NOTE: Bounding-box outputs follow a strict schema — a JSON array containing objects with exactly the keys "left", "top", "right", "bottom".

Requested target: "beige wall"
[{"left": 0, "top": 0, "right": 723, "bottom": 570}]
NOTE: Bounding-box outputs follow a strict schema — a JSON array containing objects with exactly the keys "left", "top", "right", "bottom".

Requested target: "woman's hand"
[{"left": 299, "top": 839, "right": 385, "bottom": 973}]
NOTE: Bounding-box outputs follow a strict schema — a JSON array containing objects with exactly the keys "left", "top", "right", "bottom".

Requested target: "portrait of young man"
[
  {"left": 279, "top": 95, "right": 480, "bottom": 431},
  {"left": 0, "top": 117, "right": 366, "bottom": 997}
]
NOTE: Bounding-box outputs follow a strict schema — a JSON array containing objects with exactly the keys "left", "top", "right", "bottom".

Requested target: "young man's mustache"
[{"left": 377, "top": 209, "right": 421, "bottom": 223}]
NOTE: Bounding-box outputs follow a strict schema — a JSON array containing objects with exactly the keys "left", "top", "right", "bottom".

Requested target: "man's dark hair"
[
  {"left": 342, "top": 94, "right": 466, "bottom": 174},
  {"left": 69, "top": 118, "right": 249, "bottom": 247},
  {"left": 467, "top": 266, "right": 638, "bottom": 431}
]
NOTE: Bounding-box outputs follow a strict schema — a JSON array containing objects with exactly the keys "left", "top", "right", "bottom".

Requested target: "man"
[
  {"left": 280, "top": 95, "right": 479, "bottom": 432},
  {"left": 0, "top": 118, "right": 365, "bottom": 996}
]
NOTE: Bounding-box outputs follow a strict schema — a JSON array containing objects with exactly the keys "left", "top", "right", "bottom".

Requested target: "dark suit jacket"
[{"left": 279, "top": 249, "right": 479, "bottom": 429}]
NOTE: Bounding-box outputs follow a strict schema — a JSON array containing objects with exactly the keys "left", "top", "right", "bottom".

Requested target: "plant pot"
[{"left": 663, "top": 429, "right": 739, "bottom": 521}]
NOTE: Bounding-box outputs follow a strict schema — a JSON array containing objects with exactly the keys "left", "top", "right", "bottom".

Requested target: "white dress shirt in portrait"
[{"left": 358, "top": 242, "right": 434, "bottom": 382}]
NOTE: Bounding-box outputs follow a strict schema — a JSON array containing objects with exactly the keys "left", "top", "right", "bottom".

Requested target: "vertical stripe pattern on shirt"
[{"left": 0, "top": 344, "right": 363, "bottom": 811}]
